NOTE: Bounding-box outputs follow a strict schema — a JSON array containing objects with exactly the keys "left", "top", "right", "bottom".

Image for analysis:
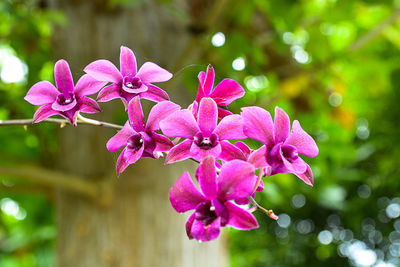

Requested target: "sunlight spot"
[
  {"left": 232, "top": 57, "right": 245, "bottom": 71},
  {"left": 318, "top": 230, "right": 333, "bottom": 245},
  {"left": 211, "top": 32, "right": 225, "bottom": 47}
]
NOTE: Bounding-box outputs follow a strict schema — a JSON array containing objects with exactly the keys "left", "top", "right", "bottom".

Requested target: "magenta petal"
[
  {"left": 190, "top": 217, "right": 221, "bottom": 242},
  {"left": 274, "top": 107, "right": 290, "bottom": 143},
  {"left": 140, "top": 84, "right": 169, "bottom": 102},
  {"left": 79, "top": 97, "right": 101, "bottom": 114},
  {"left": 219, "top": 140, "right": 247, "bottom": 161},
  {"left": 74, "top": 74, "right": 107, "bottom": 97},
  {"left": 217, "top": 107, "right": 233, "bottom": 119},
  {"left": 106, "top": 121, "right": 134, "bottom": 152},
  {"left": 125, "top": 144, "right": 144, "bottom": 165},
  {"left": 202, "top": 65, "right": 215, "bottom": 96},
  {"left": 127, "top": 96, "right": 145, "bottom": 132},
  {"left": 24, "top": 81, "right": 58, "bottom": 105},
  {"left": 285, "top": 120, "right": 319, "bottom": 157},
  {"left": 120, "top": 46, "right": 137, "bottom": 77},
  {"left": 197, "top": 98, "right": 218, "bottom": 136},
  {"left": 210, "top": 79, "right": 245, "bottom": 106},
  {"left": 51, "top": 98, "right": 77, "bottom": 112},
  {"left": 84, "top": 59, "right": 122, "bottom": 84},
  {"left": 152, "top": 133, "right": 174, "bottom": 152},
  {"left": 169, "top": 172, "right": 206, "bottom": 213},
  {"left": 165, "top": 139, "right": 193, "bottom": 164},
  {"left": 248, "top": 145, "right": 269, "bottom": 168},
  {"left": 282, "top": 155, "right": 308, "bottom": 174},
  {"left": 217, "top": 160, "right": 256, "bottom": 201},
  {"left": 225, "top": 201, "right": 259, "bottom": 230},
  {"left": 186, "top": 213, "right": 196, "bottom": 240},
  {"left": 197, "top": 156, "right": 217, "bottom": 199},
  {"left": 195, "top": 71, "right": 206, "bottom": 102},
  {"left": 115, "top": 148, "right": 140, "bottom": 177},
  {"left": 241, "top": 106, "right": 274, "bottom": 147},
  {"left": 136, "top": 62, "right": 172, "bottom": 84},
  {"left": 190, "top": 142, "right": 222, "bottom": 161},
  {"left": 97, "top": 84, "right": 121, "bottom": 102},
  {"left": 54, "top": 60, "right": 74, "bottom": 95},
  {"left": 146, "top": 101, "right": 180, "bottom": 132},
  {"left": 213, "top": 114, "right": 246, "bottom": 140},
  {"left": 33, "top": 104, "right": 60, "bottom": 123},
  {"left": 160, "top": 110, "right": 199, "bottom": 138},
  {"left": 295, "top": 164, "right": 314, "bottom": 186},
  {"left": 235, "top": 141, "right": 252, "bottom": 158}
]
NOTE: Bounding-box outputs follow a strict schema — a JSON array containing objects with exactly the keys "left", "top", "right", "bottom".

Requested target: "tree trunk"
[{"left": 47, "top": 1, "right": 228, "bottom": 266}]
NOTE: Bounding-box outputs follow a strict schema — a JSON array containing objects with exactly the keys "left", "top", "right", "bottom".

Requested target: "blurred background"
[{"left": 0, "top": 0, "right": 400, "bottom": 266}]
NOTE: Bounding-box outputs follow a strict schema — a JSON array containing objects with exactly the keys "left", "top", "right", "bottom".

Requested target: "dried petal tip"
[
  {"left": 267, "top": 210, "right": 278, "bottom": 220},
  {"left": 207, "top": 64, "right": 213, "bottom": 70}
]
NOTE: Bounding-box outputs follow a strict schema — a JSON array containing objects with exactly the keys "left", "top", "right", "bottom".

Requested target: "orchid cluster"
[{"left": 24, "top": 46, "right": 319, "bottom": 242}]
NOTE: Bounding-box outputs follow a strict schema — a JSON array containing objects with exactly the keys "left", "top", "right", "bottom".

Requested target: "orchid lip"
[
  {"left": 122, "top": 75, "right": 147, "bottom": 93},
  {"left": 281, "top": 144, "right": 299, "bottom": 162},
  {"left": 126, "top": 133, "right": 144, "bottom": 152},
  {"left": 194, "top": 132, "right": 219, "bottom": 150},
  {"left": 195, "top": 201, "right": 218, "bottom": 226},
  {"left": 56, "top": 93, "right": 75, "bottom": 106}
]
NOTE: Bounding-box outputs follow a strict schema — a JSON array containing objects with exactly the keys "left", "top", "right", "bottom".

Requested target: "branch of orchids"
[
  {"left": 248, "top": 196, "right": 279, "bottom": 221},
  {"left": 0, "top": 115, "right": 123, "bottom": 130},
  {"left": 0, "top": 165, "right": 100, "bottom": 199}
]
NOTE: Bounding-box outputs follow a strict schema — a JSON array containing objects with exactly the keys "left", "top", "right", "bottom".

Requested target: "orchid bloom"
[
  {"left": 106, "top": 96, "right": 180, "bottom": 176},
  {"left": 169, "top": 156, "right": 259, "bottom": 242},
  {"left": 190, "top": 65, "right": 245, "bottom": 119},
  {"left": 84, "top": 46, "right": 172, "bottom": 107},
  {"left": 160, "top": 97, "right": 246, "bottom": 164},
  {"left": 242, "top": 106, "right": 319, "bottom": 186},
  {"left": 24, "top": 60, "right": 105, "bottom": 126}
]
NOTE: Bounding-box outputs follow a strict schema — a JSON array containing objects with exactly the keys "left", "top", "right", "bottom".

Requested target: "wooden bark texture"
[{"left": 46, "top": 1, "right": 228, "bottom": 266}]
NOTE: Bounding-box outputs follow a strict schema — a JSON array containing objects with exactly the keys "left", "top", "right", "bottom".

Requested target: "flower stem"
[
  {"left": 0, "top": 117, "right": 123, "bottom": 130},
  {"left": 248, "top": 196, "right": 279, "bottom": 220}
]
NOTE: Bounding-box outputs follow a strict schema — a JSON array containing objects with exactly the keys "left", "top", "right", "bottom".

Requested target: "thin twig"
[
  {"left": 0, "top": 165, "right": 99, "bottom": 199},
  {"left": 0, "top": 117, "right": 123, "bottom": 129},
  {"left": 248, "top": 196, "right": 278, "bottom": 220}
]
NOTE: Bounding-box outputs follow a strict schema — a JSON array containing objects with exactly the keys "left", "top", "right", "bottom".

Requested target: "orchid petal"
[
  {"left": 202, "top": 65, "right": 215, "bottom": 96},
  {"left": 24, "top": 81, "right": 58, "bottom": 105},
  {"left": 274, "top": 107, "right": 290, "bottom": 143},
  {"left": 235, "top": 141, "right": 252, "bottom": 158},
  {"left": 165, "top": 139, "right": 193, "bottom": 164},
  {"left": 84, "top": 59, "right": 122, "bottom": 83},
  {"left": 219, "top": 141, "right": 247, "bottom": 161},
  {"left": 79, "top": 97, "right": 101, "bottom": 114},
  {"left": 136, "top": 62, "right": 172, "bottom": 83},
  {"left": 116, "top": 145, "right": 144, "bottom": 176},
  {"left": 74, "top": 74, "right": 107, "bottom": 97},
  {"left": 190, "top": 217, "right": 221, "bottom": 242},
  {"left": 195, "top": 71, "right": 206, "bottom": 102},
  {"left": 248, "top": 145, "right": 269, "bottom": 168},
  {"left": 186, "top": 213, "right": 196, "bottom": 239},
  {"left": 281, "top": 155, "right": 308, "bottom": 175},
  {"left": 97, "top": 84, "right": 121, "bottom": 102},
  {"left": 213, "top": 114, "right": 246, "bottom": 140},
  {"left": 190, "top": 142, "right": 221, "bottom": 161},
  {"left": 225, "top": 201, "right": 259, "bottom": 230},
  {"left": 127, "top": 96, "right": 145, "bottom": 132},
  {"left": 197, "top": 98, "right": 217, "bottom": 136},
  {"left": 54, "top": 60, "right": 74, "bottom": 95},
  {"left": 160, "top": 110, "right": 199, "bottom": 138},
  {"left": 295, "top": 164, "right": 314, "bottom": 186},
  {"left": 217, "top": 160, "right": 256, "bottom": 201},
  {"left": 285, "top": 120, "right": 319, "bottom": 157},
  {"left": 209, "top": 79, "right": 245, "bottom": 106},
  {"left": 32, "top": 104, "right": 61, "bottom": 123},
  {"left": 152, "top": 133, "right": 174, "bottom": 152},
  {"left": 197, "top": 156, "right": 217, "bottom": 199},
  {"left": 106, "top": 121, "right": 134, "bottom": 152},
  {"left": 120, "top": 46, "right": 137, "bottom": 77},
  {"left": 146, "top": 101, "right": 180, "bottom": 132},
  {"left": 169, "top": 172, "right": 206, "bottom": 213},
  {"left": 241, "top": 106, "right": 274, "bottom": 147},
  {"left": 217, "top": 107, "right": 233, "bottom": 119},
  {"left": 51, "top": 98, "right": 77, "bottom": 112},
  {"left": 140, "top": 84, "right": 169, "bottom": 102}
]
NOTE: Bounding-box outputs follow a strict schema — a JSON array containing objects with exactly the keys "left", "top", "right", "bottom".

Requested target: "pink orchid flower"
[
  {"left": 84, "top": 46, "right": 172, "bottom": 107},
  {"left": 160, "top": 97, "right": 246, "bottom": 163},
  {"left": 241, "top": 106, "right": 319, "bottom": 186},
  {"left": 169, "top": 156, "right": 259, "bottom": 242},
  {"left": 106, "top": 96, "right": 180, "bottom": 176},
  {"left": 24, "top": 60, "right": 105, "bottom": 126}
]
